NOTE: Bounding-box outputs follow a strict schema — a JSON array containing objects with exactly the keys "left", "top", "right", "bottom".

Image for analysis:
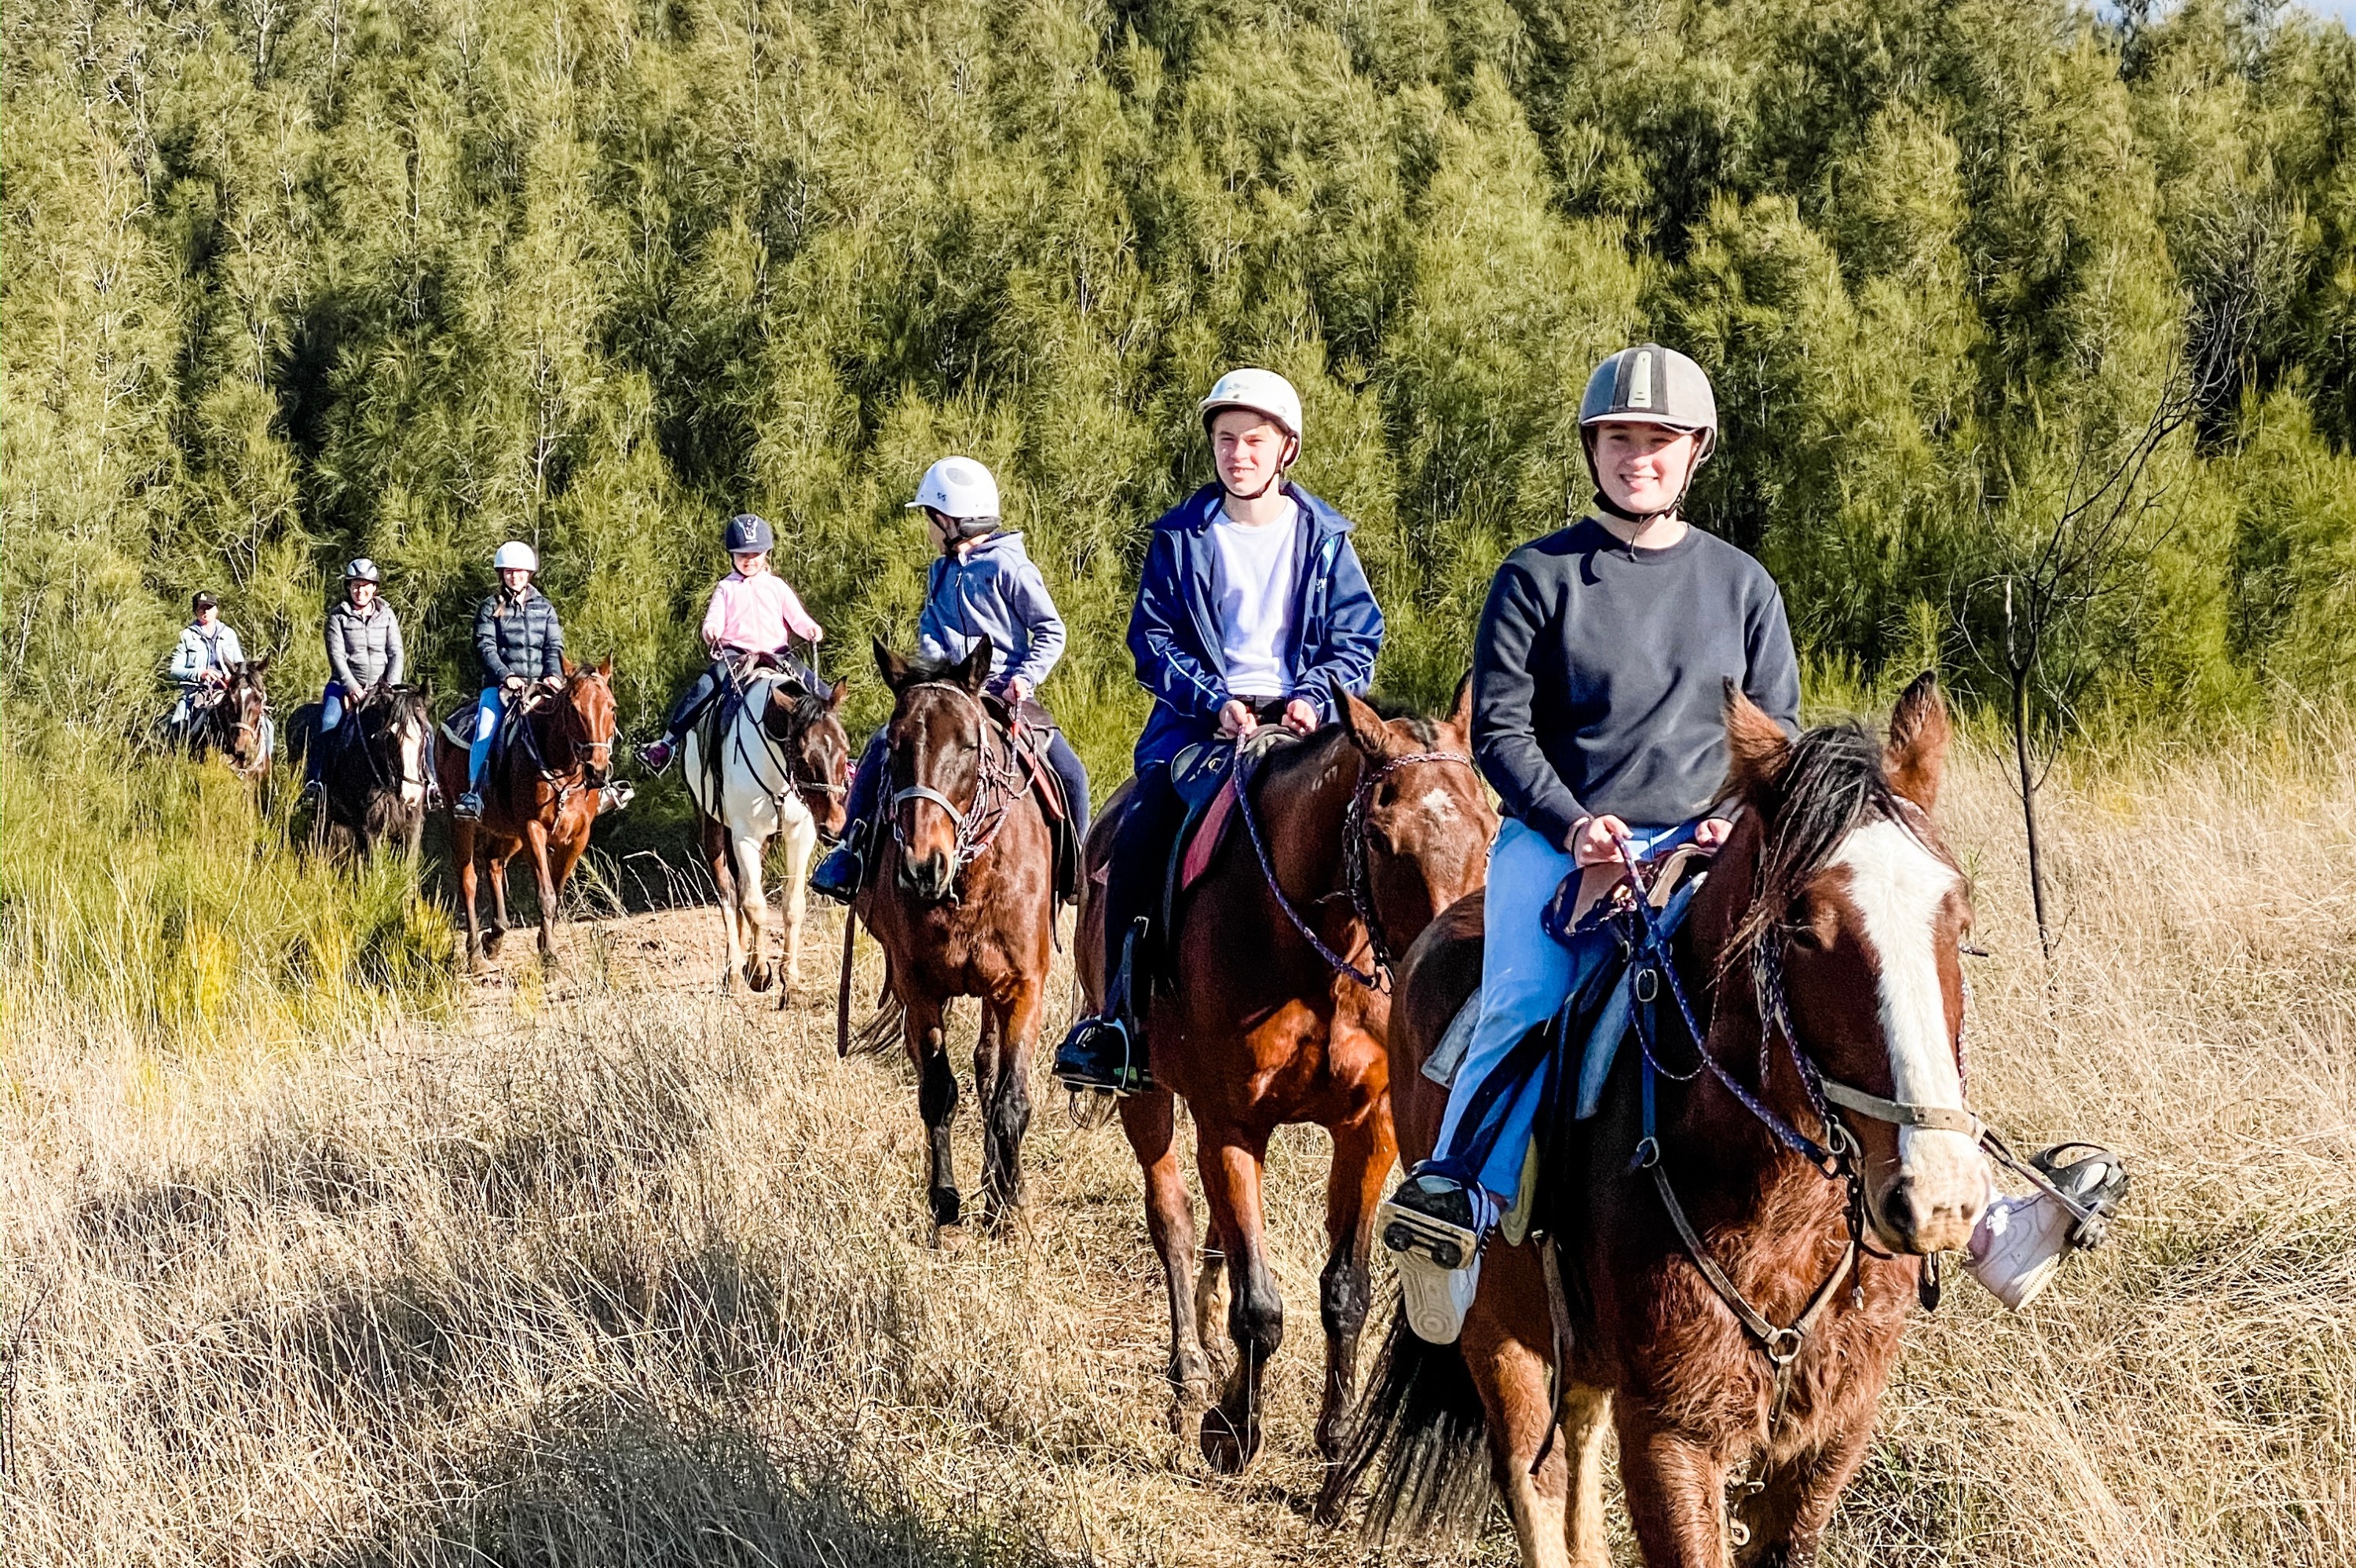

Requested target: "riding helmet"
[
  {"left": 723, "top": 513, "right": 775, "bottom": 554},
  {"left": 1198, "top": 367, "right": 1304, "bottom": 448},
  {"left": 906, "top": 458, "right": 1001, "bottom": 528},
  {"left": 492, "top": 540, "right": 539, "bottom": 572},
  {"left": 344, "top": 557, "right": 382, "bottom": 583},
  {"left": 1578, "top": 344, "right": 1718, "bottom": 462}
]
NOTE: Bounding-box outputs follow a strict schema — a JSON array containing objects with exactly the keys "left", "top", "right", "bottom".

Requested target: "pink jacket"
[{"left": 701, "top": 571, "right": 823, "bottom": 654}]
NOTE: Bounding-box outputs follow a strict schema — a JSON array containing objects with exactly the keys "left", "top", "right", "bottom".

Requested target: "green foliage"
[{"left": 5, "top": 0, "right": 2354, "bottom": 771}]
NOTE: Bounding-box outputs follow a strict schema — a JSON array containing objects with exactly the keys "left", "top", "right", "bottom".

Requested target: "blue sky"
[{"left": 2301, "top": 0, "right": 2355, "bottom": 25}]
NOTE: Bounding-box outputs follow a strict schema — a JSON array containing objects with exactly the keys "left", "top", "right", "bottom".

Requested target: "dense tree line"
[{"left": 7, "top": 0, "right": 2354, "bottom": 781}]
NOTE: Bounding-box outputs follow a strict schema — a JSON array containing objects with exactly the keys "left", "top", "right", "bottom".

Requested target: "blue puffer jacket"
[
  {"left": 473, "top": 586, "right": 565, "bottom": 683},
  {"left": 916, "top": 532, "right": 1066, "bottom": 693},
  {"left": 1126, "top": 481, "right": 1385, "bottom": 770}
]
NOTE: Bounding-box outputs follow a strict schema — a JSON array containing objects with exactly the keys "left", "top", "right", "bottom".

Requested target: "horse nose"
[{"left": 1884, "top": 1137, "right": 1988, "bottom": 1255}]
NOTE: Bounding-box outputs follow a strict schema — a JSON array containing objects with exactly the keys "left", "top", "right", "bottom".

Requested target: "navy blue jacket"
[
  {"left": 473, "top": 587, "right": 565, "bottom": 684},
  {"left": 1126, "top": 482, "right": 1385, "bottom": 770}
]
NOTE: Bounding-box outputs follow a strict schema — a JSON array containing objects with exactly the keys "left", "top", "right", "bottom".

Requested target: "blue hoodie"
[
  {"left": 917, "top": 531, "right": 1067, "bottom": 693},
  {"left": 1127, "top": 482, "right": 1385, "bottom": 770}
]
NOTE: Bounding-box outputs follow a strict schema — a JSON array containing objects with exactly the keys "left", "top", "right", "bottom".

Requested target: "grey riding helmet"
[
  {"left": 344, "top": 557, "right": 381, "bottom": 583},
  {"left": 724, "top": 513, "right": 775, "bottom": 553},
  {"left": 1579, "top": 343, "right": 1718, "bottom": 457}
]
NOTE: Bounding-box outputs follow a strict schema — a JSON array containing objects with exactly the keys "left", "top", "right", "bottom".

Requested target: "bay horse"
[
  {"left": 288, "top": 685, "right": 435, "bottom": 859},
  {"left": 1328, "top": 674, "right": 1985, "bottom": 1567},
  {"left": 855, "top": 641, "right": 1061, "bottom": 1239},
  {"left": 1076, "top": 678, "right": 1495, "bottom": 1473},
  {"left": 181, "top": 659, "right": 274, "bottom": 780},
  {"left": 431, "top": 660, "right": 619, "bottom": 973},
  {"left": 681, "top": 662, "right": 851, "bottom": 993}
]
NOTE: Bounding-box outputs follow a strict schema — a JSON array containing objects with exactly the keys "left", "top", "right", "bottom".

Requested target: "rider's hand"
[
  {"left": 1004, "top": 677, "right": 1030, "bottom": 707},
  {"left": 1694, "top": 817, "right": 1733, "bottom": 850},
  {"left": 1567, "top": 813, "right": 1635, "bottom": 868},
  {"left": 1279, "top": 697, "right": 1319, "bottom": 735},
  {"left": 503, "top": 675, "right": 526, "bottom": 694},
  {"left": 1216, "top": 699, "right": 1258, "bottom": 740}
]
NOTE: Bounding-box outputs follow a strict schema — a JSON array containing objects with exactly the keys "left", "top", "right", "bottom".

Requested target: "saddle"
[
  {"left": 994, "top": 695, "right": 1081, "bottom": 908},
  {"left": 1151, "top": 728, "right": 1296, "bottom": 958}
]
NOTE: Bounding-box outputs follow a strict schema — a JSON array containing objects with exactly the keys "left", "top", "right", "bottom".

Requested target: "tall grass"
[
  {"left": 0, "top": 722, "right": 453, "bottom": 1046},
  {"left": 0, "top": 724, "right": 2349, "bottom": 1563}
]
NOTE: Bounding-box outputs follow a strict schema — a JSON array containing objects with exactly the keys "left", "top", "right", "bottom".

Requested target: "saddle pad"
[
  {"left": 1421, "top": 988, "right": 1483, "bottom": 1088},
  {"left": 1179, "top": 777, "right": 1238, "bottom": 891}
]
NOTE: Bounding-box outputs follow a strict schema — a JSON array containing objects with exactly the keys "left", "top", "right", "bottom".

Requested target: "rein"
[
  {"left": 1234, "top": 742, "right": 1479, "bottom": 992},
  {"left": 724, "top": 667, "right": 844, "bottom": 819},
  {"left": 887, "top": 682, "right": 1023, "bottom": 895},
  {"left": 511, "top": 678, "right": 613, "bottom": 814}
]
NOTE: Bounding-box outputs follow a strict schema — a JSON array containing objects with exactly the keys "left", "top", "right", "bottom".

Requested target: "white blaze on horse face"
[
  {"left": 1832, "top": 818, "right": 1986, "bottom": 1233},
  {"left": 398, "top": 722, "right": 427, "bottom": 806},
  {"left": 1418, "top": 787, "right": 1459, "bottom": 822}
]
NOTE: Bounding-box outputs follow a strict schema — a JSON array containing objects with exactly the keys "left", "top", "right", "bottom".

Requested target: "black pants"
[
  {"left": 664, "top": 653, "right": 814, "bottom": 738},
  {"left": 1099, "top": 764, "right": 1184, "bottom": 1011}
]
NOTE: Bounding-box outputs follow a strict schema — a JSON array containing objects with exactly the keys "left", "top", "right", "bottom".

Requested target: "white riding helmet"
[
  {"left": 905, "top": 456, "right": 1001, "bottom": 522},
  {"left": 492, "top": 540, "right": 539, "bottom": 572},
  {"left": 1198, "top": 367, "right": 1304, "bottom": 448}
]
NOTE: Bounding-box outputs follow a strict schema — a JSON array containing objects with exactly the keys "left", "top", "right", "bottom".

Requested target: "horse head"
[
  {"left": 1700, "top": 672, "right": 1985, "bottom": 1256},
  {"left": 1333, "top": 673, "right": 1497, "bottom": 967},
  {"left": 360, "top": 684, "right": 434, "bottom": 804},
  {"left": 875, "top": 638, "right": 996, "bottom": 905},
  {"left": 222, "top": 657, "right": 272, "bottom": 774},
  {"left": 555, "top": 657, "right": 617, "bottom": 786},
  {"left": 762, "top": 672, "right": 852, "bottom": 839}
]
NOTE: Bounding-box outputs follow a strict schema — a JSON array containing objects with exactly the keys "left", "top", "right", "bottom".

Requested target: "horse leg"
[
  {"left": 1461, "top": 1245, "right": 1584, "bottom": 1568},
  {"left": 456, "top": 828, "right": 488, "bottom": 974},
  {"left": 905, "top": 996, "right": 963, "bottom": 1235},
  {"left": 1735, "top": 1411, "right": 1875, "bottom": 1567},
  {"left": 702, "top": 813, "right": 744, "bottom": 991},
  {"left": 484, "top": 846, "right": 511, "bottom": 959},
  {"left": 1618, "top": 1409, "right": 1737, "bottom": 1568},
  {"left": 779, "top": 816, "right": 816, "bottom": 992},
  {"left": 1196, "top": 1126, "right": 1279, "bottom": 1475},
  {"left": 525, "top": 819, "right": 558, "bottom": 967},
  {"left": 1118, "top": 1088, "right": 1214, "bottom": 1432},
  {"left": 1314, "top": 1104, "right": 1397, "bottom": 1460},
  {"left": 976, "top": 983, "right": 1038, "bottom": 1233},
  {"left": 733, "top": 829, "right": 772, "bottom": 992}
]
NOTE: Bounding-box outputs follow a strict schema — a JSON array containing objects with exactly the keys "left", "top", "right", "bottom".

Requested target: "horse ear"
[
  {"left": 957, "top": 644, "right": 991, "bottom": 693},
  {"left": 248, "top": 655, "right": 270, "bottom": 678},
  {"left": 598, "top": 656, "right": 612, "bottom": 678},
  {"left": 562, "top": 655, "right": 576, "bottom": 678},
  {"left": 874, "top": 638, "right": 912, "bottom": 692},
  {"left": 1333, "top": 678, "right": 1392, "bottom": 758},
  {"left": 825, "top": 676, "right": 848, "bottom": 713},
  {"left": 1445, "top": 670, "right": 1473, "bottom": 737},
  {"left": 1885, "top": 671, "right": 1950, "bottom": 813},
  {"left": 1723, "top": 678, "right": 1790, "bottom": 801}
]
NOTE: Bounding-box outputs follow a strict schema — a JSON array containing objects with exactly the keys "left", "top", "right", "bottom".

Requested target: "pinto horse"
[
  {"left": 288, "top": 685, "right": 435, "bottom": 859},
  {"left": 1329, "top": 675, "right": 1984, "bottom": 1567},
  {"left": 682, "top": 663, "right": 851, "bottom": 994},
  {"left": 431, "top": 660, "right": 619, "bottom": 973},
  {"left": 855, "top": 641, "right": 1061, "bottom": 1238},
  {"left": 1077, "top": 679, "right": 1495, "bottom": 1473},
  {"left": 181, "top": 659, "right": 275, "bottom": 780}
]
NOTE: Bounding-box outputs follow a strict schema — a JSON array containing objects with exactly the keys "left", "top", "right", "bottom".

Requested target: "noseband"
[
  {"left": 1235, "top": 742, "right": 1480, "bottom": 992},
  {"left": 887, "top": 682, "right": 1022, "bottom": 894}
]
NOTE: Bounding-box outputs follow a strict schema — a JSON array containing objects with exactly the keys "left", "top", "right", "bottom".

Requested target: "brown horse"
[
  {"left": 1330, "top": 675, "right": 1983, "bottom": 1567},
  {"left": 431, "top": 660, "right": 620, "bottom": 973},
  {"left": 289, "top": 684, "right": 435, "bottom": 860},
  {"left": 1077, "top": 679, "right": 1495, "bottom": 1473},
  {"left": 180, "top": 659, "right": 274, "bottom": 780},
  {"left": 855, "top": 641, "right": 1061, "bottom": 1238}
]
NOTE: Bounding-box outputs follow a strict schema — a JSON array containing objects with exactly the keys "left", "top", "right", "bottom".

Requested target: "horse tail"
[{"left": 1317, "top": 1296, "right": 1493, "bottom": 1544}]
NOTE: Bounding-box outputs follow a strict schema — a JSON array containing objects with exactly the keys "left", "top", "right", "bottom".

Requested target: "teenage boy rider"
[
  {"left": 1054, "top": 369, "right": 1384, "bottom": 1095},
  {"left": 810, "top": 457, "right": 1091, "bottom": 902}
]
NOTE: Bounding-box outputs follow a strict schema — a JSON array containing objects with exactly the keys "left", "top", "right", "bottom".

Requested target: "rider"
[
  {"left": 1053, "top": 368, "right": 1385, "bottom": 1095},
  {"left": 166, "top": 590, "right": 245, "bottom": 736},
  {"left": 635, "top": 513, "right": 824, "bottom": 775},
  {"left": 455, "top": 540, "right": 565, "bottom": 822},
  {"left": 810, "top": 456, "right": 1090, "bottom": 902},
  {"left": 305, "top": 559, "right": 405, "bottom": 798}
]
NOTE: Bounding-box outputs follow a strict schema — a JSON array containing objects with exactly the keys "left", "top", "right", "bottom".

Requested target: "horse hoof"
[
  {"left": 481, "top": 933, "right": 504, "bottom": 959},
  {"left": 1198, "top": 1408, "right": 1259, "bottom": 1475},
  {"left": 929, "top": 1188, "right": 963, "bottom": 1230},
  {"left": 746, "top": 963, "right": 773, "bottom": 993}
]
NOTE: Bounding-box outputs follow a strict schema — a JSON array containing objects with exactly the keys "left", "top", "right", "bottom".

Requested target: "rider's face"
[
  {"left": 732, "top": 550, "right": 768, "bottom": 577},
  {"left": 1212, "top": 411, "right": 1293, "bottom": 496},
  {"left": 925, "top": 510, "right": 956, "bottom": 552},
  {"left": 195, "top": 606, "right": 217, "bottom": 627},
  {"left": 349, "top": 580, "right": 377, "bottom": 607},
  {"left": 498, "top": 567, "right": 533, "bottom": 594},
  {"left": 1592, "top": 422, "right": 1699, "bottom": 517}
]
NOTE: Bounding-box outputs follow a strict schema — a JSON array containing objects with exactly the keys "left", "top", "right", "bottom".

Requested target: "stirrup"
[
  {"left": 1379, "top": 1175, "right": 1490, "bottom": 1345},
  {"left": 2030, "top": 1142, "right": 2129, "bottom": 1249},
  {"left": 455, "top": 791, "right": 483, "bottom": 821},
  {"left": 1054, "top": 1014, "right": 1151, "bottom": 1097},
  {"left": 1377, "top": 1175, "right": 1490, "bottom": 1272},
  {"left": 810, "top": 837, "right": 865, "bottom": 905}
]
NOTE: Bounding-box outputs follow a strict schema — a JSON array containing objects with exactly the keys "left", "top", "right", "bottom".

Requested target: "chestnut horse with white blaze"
[
  {"left": 1078, "top": 678, "right": 1496, "bottom": 1472},
  {"left": 432, "top": 660, "right": 619, "bottom": 973},
  {"left": 1329, "top": 674, "right": 1982, "bottom": 1567}
]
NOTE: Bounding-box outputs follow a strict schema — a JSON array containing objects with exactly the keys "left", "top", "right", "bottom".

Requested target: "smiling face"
[
  {"left": 732, "top": 550, "right": 768, "bottom": 578},
  {"left": 348, "top": 579, "right": 377, "bottom": 608},
  {"left": 498, "top": 566, "right": 533, "bottom": 594},
  {"left": 1590, "top": 421, "right": 1700, "bottom": 517},
  {"left": 1210, "top": 409, "right": 1294, "bottom": 497}
]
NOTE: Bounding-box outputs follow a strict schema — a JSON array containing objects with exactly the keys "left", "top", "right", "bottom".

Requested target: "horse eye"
[{"left": 1785, "top": 912, "right": 1828, "bottom": 952}]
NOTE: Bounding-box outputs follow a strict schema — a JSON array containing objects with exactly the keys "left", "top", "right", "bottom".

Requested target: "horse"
[
  {"left": 430, "top": 660, "right": 620, "bottom": 973},
  {"left": 178, "top": 659, "right": 274, "bottom": 780},
  {"left": 681, "top": 660, "right": 851, "bottom": 994},
  {"left": 1327, "top": 674, "right": 1984, "bottom": 1567},
  {"left": 854, "top": 641, "right": 1062, "bottom": 1240},
  {"left": 287, "top": 685, "right": 435, "bottom": 859},
  {"left": 1075, "top": 677, "right": 1495, "bottom": 1474}
]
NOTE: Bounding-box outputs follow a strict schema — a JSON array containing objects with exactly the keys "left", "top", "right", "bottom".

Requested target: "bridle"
[
  {"left": 729, "top": 666, "right": 846, "bottom": 820},
  {"left": 344, "top": 692, "right": 433, "bottom": 802},
  {"left": 513, "top": 674, "right": 614, "bottom": 811},
  {"left": 208, "top": 678, "right": 269, "bottom": 777},
  {"left": 1234, "top": 740, "right": 1481, "bottom": 992},
  {"left": 887, "top": 681, "right": 1023, "bottom": 895}
]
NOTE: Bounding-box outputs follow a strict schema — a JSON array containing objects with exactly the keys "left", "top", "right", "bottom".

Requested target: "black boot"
[
  {"left": 1055, "top": 919, "right": 1154, "bottom": 1095},
  {"left": 810, "top": 819, "right": 868, "bottom": 905}
]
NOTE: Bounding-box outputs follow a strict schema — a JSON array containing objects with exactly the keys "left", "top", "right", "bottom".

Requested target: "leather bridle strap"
[
  {"left": 1818, "top": 1077, "right": 1982, "bottom": 1139},
  {"left": 891, "top": 784, "right": 965, "bottom": 822}
]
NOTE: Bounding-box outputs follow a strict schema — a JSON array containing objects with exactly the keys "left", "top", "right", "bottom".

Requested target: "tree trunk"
[{"left": 2010, "top": 670, "right": 2054, "bottom": 959}]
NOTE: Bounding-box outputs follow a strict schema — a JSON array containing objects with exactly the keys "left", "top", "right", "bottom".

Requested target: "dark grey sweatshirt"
[{"left": 1472, "top": 517, "right": 1800, "bottom": 843}]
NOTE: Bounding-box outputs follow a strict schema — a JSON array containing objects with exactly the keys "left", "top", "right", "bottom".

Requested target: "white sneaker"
[
  {"left": 1378, "top": 1175, "right": 1494, "bottom": 1345},
  {"left": 1393, "top": 1244, "right": 1482, "bottom": 1346},
  {"left": 1966, "top": 1190, "right": 2074, "bottom": 1310}
]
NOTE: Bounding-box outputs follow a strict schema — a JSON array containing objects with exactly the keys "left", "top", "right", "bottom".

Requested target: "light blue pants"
[
  {"left": 465, "top": 687, "right": 504, "bottom": 791},
  {"left": 320, "top": 680, "right": 348, "bottom": 733},
  {"left": 1432, "top": 815, "right": 1698, "bottom": 1199}
]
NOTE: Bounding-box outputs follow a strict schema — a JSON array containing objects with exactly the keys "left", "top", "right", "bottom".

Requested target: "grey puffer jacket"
[
  {"left": 325, "top": 598, "right": 405, "bottom": 692},
  {"left": 473, "top": 586, "right": 565, "bottom": 684}
]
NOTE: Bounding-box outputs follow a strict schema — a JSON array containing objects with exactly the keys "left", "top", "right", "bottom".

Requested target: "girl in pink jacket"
[{"left": 638, "top": 513, "right": 823, "bottom": 771}]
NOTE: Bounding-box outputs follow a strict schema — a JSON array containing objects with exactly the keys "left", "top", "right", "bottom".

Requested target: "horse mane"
[
  {"left": 771, "top": 678, "right": 834, "bottom": 730},
  {"left": 1721, "top": 719, "right": 1908, "bottom": 976}
]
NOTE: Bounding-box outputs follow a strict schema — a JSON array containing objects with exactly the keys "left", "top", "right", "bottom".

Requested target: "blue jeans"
[
  {"left": 845, "top": 724, "right": 1090, "bottom": 841},
  {"left": 306, "top": 682, "right": 348, "bottom": 784},
  {"left": 465, "top": 687, "right": 504, "bottom": 792},
  {"left": 1431, "top": 814, "right": 1699, "bottom": 1200}
]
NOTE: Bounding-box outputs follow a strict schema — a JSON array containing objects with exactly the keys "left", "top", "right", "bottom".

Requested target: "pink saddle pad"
[{"left": 1179, "top": 776, "right": 1241, "bottom": 891}]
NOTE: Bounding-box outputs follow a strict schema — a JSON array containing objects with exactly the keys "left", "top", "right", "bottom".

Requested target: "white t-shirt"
[{"left": 1209, "top": 500, "right": 1302, "bottom": 700}]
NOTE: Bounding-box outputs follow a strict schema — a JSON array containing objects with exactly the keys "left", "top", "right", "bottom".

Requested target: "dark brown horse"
[
  {"left": 1077, "top": 680, "right": 1495, "bottom": 1473},
  {"left": 431, "top": 660, "right": 620, "bottom": 973},
  {"left": 289, "top": 684, "right": 435, "bottom": 859},
  {"left": 180, "top": 659, "right": 274, "bottom": 780},
  {"left": 1330, "top": 675, "right": 1983, "bottom": 1567},
  {"left": 855, "top": 642, "right": 1061, "bottom": 1238}
]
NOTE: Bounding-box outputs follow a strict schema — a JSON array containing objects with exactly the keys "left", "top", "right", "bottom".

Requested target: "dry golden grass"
[{"left": 3, "top": 733, "right": 2351, "bottom": 1566}]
